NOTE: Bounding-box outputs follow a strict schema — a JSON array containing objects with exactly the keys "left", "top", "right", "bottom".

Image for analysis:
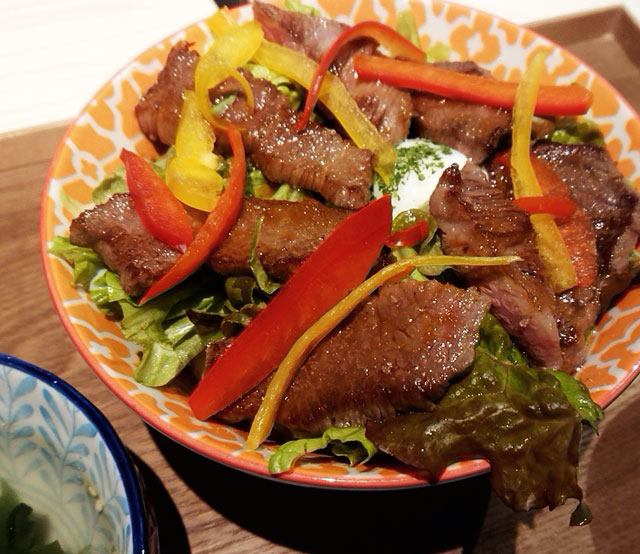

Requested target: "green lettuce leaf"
[
  {"left": 245, "top": 62, "right": 303, "bottom": 110},
  {"left": 248, "top": 216, "right": 281, "bottom": 295},
  {"left": 50, "top": 237, "right": 227, "bottom": 386},
  {"left": 93, "top": 270, "right": 225, "bottom": 386},
  {"left": 550, "top": 116, "right": 604, "bottom": 146},
  {"left": 284, "top": 0, "right": 321, "bottom": 16},
  {"left": 269, "top": 426, "right": 377, "bottom": 474},
  {"left": 395, "top": 10, "right": 421, "bottom": 48},
  {"left": 426, "top": 42, "right": 451, "bottom": 62},
  {"left": 270, "top": 183, "right": 305, "bottom": 201},
  {"left": 366, "top": 315, "right": 595, "bottom": 513},
  {"left": 91, "top": 147, "right": 173, "bottom": 204},
  {"left": 48, "top": 236, "right": 104, "bottom": 288},
  {"left": 549, "top": 369, "right": 604, "bottom": 431}
]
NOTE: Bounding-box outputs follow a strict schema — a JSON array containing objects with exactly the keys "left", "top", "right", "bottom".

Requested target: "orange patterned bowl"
[{"left": 41, "top": 0, "right": 640, "bottom": 488}]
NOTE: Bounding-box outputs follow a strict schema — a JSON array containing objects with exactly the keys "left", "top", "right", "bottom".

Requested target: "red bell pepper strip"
[
  {"left": 297, "top": 21, "right": 426, "bottom": 131},
  {"left": 384, "top": 219, "right": 429, "bottom": 247},
  {"left": 352, "top": 54, "right": 593, "bottom": 116},
  {"left": 188, "top": 194, "right": 392, "bottom": 420},
  {"left": 138, "top": 123, "right": 245, "bottom": 304},
  {"left": 120, "top": 148, "right": 193, "bottom": 252},
  {"left": 513, "top": 195, "right": 576, "bottom": 217}
]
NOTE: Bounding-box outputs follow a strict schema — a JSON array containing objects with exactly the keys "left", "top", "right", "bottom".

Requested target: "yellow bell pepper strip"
[
  {"left": 206, "top": 6, "right": 235, "bottom": 36},
  {"left": 351, "top": 53, "right": 593, "bottom": 116},
  {"left": 188, "top": 195, "right": 393, "bottom": 421},
  {"left": 166, "top": 90, "right": 224, "bottom": 211},
  {"left": 139, "top": 123, "right": 245, "bottom": 304},
  {"left": 246, "top": 252, "right": 521, "bottom": 449},
  {"left": 252, "top": 39, "right": 396, "bottom": 184},
  {"left": 120, "top": 148, "right": 193, "bottom": 252},
  {"left": 194, "top": 19, "right": 264, "bottom": 126},
  {"left": 166, "top": 20, "right": 263, "bottom": 211},
  {"left": 510, "top": 49, "right": 577, "bottom": 292},
  {"left": 297, "top": 20, "right": 426, "bottom": 131}
]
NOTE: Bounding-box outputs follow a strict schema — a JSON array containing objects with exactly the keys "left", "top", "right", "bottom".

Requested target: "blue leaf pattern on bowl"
[{"left": 0, "top": 364, "right": 133, "bottom": 554}]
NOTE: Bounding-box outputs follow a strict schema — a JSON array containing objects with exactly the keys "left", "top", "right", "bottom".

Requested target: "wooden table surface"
[{"left": 2, "top": 9, "right": 640, "bottom": 553}]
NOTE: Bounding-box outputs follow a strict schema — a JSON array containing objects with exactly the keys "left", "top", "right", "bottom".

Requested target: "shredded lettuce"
[
  {"left": 394, "top": 9, "right": 449, "bottom": 62},
  {"left": 270, "top": 183, "right": 305, "bottom": 201},
  {"left": 245, "top": 62, "right": 303, "bottom": 110},
  {"left": 284, "top": 0, "right": 321, "bottom": 16},
  {"left": 248, "top": 217, "right": 281, "bottom": 295},
  {"left": 48, "top": 236, "right": 104, "bottom": 288},
  {"left": 366, "top": 314, "right": 602, "bottom": 516},
  {"left": 395, "top": 10, "right": 421, "bottom": 48},
  {"left": 425, "top": 42, "right": 451, "bottom": 63},
  {"left": 49, "top": 237, "right": 227, "bottom": 386},
  {"left": 550, "top": 116, "right": 605, "bottom": 146},
  {"left": 268, "top": 426, "right": 377, "bottom": 473},
  {"left": 389, "top": 210, "right": 449, "bottom": 278},
  {"left": 91, "top": 148, "right": 173, "bottom": 205}
]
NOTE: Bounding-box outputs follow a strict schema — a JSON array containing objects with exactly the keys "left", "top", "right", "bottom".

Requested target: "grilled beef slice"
[
  {"left": 135, "top": 41, "right": 199, "bottom": 145},
  {"left": 217, "top": 278, "right": 491, "bottom": 434},
  {"left": 253, "top": 1, "right": 412, "bottom": 143},
  {"left": 208, "top": 196, "right": 349, "bottom": 280},
  {"left": 485, "top": 145, "right": 616, "bottom": 371},
  {"left": 412, "top": 61, "right": 511, "bottom": 163},
  {"left": 429, "top": 163, "right": 563, "bottom": 368},
  {"left": 70, "top": 194, "right": 348, "bottom": 295},
  {"left": 532, "top": 141, "right": 640, "bottom": 307},
  {"left": 212, "top": 70, "right": 374, "bottom": 209},
  {"left": 70, "top": 193, "right": 180, "bottom": 296}
]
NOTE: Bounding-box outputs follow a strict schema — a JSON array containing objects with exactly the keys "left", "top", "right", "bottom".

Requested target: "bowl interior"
[
  {"left": 40, "top": 0, "right": 640, "bottom": 488},
  {"left": 0, "top": 354, "right": 144, "bottom": 554}
]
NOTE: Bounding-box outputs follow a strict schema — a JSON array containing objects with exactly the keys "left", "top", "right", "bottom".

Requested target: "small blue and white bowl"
[{"left": 0, "top": 353, "right": 154, "bottom": 554}]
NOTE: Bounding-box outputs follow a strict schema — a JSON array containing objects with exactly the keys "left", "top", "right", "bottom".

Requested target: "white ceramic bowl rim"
[{"left": 0, "top": 352, "right": 148, "bottom": 554}]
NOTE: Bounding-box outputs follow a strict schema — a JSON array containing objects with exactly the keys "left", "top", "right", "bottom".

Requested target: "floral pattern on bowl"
[{"left": 0, "top": 353, "right": 152, "bottom": 554}]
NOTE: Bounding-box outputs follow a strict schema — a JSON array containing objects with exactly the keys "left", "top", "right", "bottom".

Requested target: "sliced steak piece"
[
  {"left": 70, "top": 193, "right": 180, "bottom": 296},
  {"left": 208, "top": 197, "right": 349, "bottom": 280},
  {"left": 253, "top": 1, "right": 412, "bottom": 143},
  {"left": 218, "top": 279, "right": 491, "bottom": 435},
  {"left": 134, "top": 41, "right": 199, "bottom": 146},
  {"left": 212, "top": 70, "right": 374, "bottom": 209},
  {"left": 532, "top": 141, "right": 640, "bottom": 308},
  {"left": 485, "top": 149, "right": 600, "bottom": 371},
  {"left": 555, "top": 286, "right": 600, "bottom": 372},
  {"left": 69, "top": 193, "right": 348, "bottom": 295},
  {"left": 412, "top": 61, "right": 511, "bottom": 163},
  {"left": 430, "top": 163, "right": 562, "bottom": 368}
]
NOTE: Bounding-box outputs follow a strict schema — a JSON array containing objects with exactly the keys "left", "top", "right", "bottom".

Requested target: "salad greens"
[
  {"left": 91, "top": 148, "right": 172, "bottom": 205},
  {"left": 268, "top": 426, "right": 377, "bottom": 473},
  {"left": 366, "top": 314, "right": 602, "bottom": 515},
  {"left": 549, "top": 116, "right": 605, "bottom": 146},
  {"left": 248, "top": 217, "right": 281, "bottom": 295},
  {"left": 50, "top": 237, "right": 227, "bottom": 386}
]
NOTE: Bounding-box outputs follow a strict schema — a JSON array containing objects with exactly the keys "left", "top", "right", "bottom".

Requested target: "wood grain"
[{"left": 2, "top": 10, "right": 640, "bottom": 552}]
